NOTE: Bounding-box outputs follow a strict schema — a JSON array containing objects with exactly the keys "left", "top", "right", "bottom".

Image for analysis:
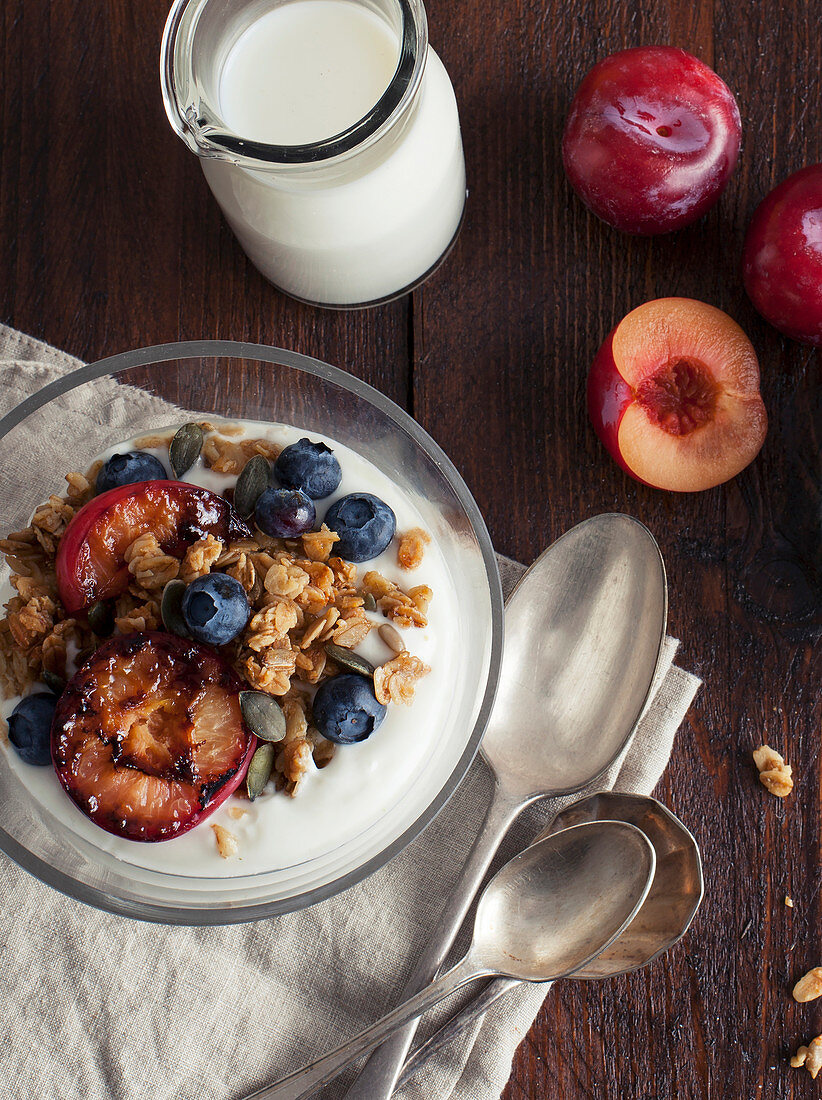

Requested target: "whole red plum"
[
  {"left": 742, "top": 164, "right": 822, "bottom": 347},
  {"left": 562, "top": 46, "right": 742, "bottom": 234}
]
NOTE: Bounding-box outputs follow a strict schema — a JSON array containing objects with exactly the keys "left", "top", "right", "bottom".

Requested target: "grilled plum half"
[
  {"left": 51, "top": 632, "right": 255, "bottom": 842},
  {"left": 56, "top": 480, "right": 251, "bottom": 614}
]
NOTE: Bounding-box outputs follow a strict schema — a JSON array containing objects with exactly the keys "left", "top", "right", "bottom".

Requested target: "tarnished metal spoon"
[
  {"left": 244, "top": 820, "right": 656, "bottom": 1100},
  {"left": 343, "top": 512, "right": 668, "bottom": 1100},
  {"left": 396, "top": 791, "right": 704, "bottom": 1088}
]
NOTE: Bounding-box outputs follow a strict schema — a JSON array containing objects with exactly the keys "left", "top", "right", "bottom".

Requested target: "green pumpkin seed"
[
  {"left": 240, "top": 691, "right": 287, "bottom": 743},
  {"left": 161, "top": 579, "right": 190, "bottom": 638},
  {"left": 234, "top": 454, "right": 270, "bottom": 518},
  {"left": 363, "top": 593, "right": 377, "bottom": 612},
  {"left": 324, "top": 643, "right": 375, "bottom": 678},
  {"left": 169, "top": 422, "right": 204, "bottom": 478},
  {"left": 88, "top": 600, "right": 114, "bottom": 637},
  {"left": 41, "top": 669, "right": 66, "bottom": 695},
  {"left": 379, "top": 623, "right": 404, "bottom": 655},
  {"left": 246, "top": 742, "right": 275, "bottom": 801}
]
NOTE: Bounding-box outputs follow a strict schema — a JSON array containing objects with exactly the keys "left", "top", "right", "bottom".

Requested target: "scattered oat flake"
[
  {"left": 793, "top": 968, "right": 822, "bottom": 1003},
  {"left": 374, "top": 651, "right": 430, "bottom": 706},
  {"left": 211, "top": 823, "right": 239, "bottom": 859},
  {"left": 397, "top": 528, "right": 430, "bottom": 570},
  {"left": 752, "top": 744, "right": 793, "bottom": 798},
  {"left": 791, "top": 1036, "right": 822, "bottom": 1079},
  {"left": 785, "top": 895, "right": 794, "bottom": 908},
  {"left": 179, "top": 534, "right": 223, "bottom": 583}
]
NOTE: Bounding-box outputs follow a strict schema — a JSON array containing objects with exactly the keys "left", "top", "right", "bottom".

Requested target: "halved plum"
[
  {"left": 51, "top": 632, "right": 256, "bottom": 842},
  {"left": 588, "top": 298, "right": 767, "bottom": 491},
  {"left": 56, "top": 480, "right": 251, "bottom": 614}
]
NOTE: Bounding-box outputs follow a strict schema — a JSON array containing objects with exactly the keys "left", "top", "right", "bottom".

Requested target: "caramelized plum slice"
[
  {"left": 56, "top": 480, "right": 251, "bottom": 614},
  {"left": 51, "top": 632, "right": 255, "bottom": 842}
]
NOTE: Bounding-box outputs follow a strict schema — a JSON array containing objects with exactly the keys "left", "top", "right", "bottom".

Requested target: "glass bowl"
[{"left": 0, "top": 342, "right": 502, "bottom": 923}]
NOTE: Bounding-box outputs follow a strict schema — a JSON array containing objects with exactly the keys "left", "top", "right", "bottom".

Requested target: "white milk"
[
  {"left": 199, "top": 0, "right": 466, "bottom": 305},
  {"left": 218, "top": 2, "right": 399, "bottom": 147},
  {"left": 1, "top": 421, "right": 460, "bottom": 879}
]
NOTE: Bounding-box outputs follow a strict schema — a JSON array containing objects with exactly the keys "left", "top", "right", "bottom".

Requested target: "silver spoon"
[
  {"left": 244, "top": 820, "right": 657, "bottom": 1100},
  {"left": 343, "top": 512, "right": 667, "bottom": 1100},
  {"left": 396, "top": 791, "right": 703, "bottom": 1087}
]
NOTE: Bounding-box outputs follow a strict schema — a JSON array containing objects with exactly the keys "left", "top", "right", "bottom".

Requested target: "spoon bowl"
[
  {"left": 471, "top": 820, "right": 657, "bottom": 980},
  {"left": 485, "top": 512, "right": 667, "bottom": 798},
  {"left": 546, "top": 791, "right": 703, "bottom": 978}
]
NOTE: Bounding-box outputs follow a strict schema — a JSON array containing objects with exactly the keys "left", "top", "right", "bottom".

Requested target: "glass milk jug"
[{"left": 161, "top": 0, "right": 467, "bottom": 308}]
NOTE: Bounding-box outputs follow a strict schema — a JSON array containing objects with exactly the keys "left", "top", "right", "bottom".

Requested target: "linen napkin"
[{"left": 0, "top": 323, "right": 701, "bottom": 1100}]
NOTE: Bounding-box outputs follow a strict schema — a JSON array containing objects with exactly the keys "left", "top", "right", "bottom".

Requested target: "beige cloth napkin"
[{"left": 0, "top": 324, "right": 701, "bottom": 1100}]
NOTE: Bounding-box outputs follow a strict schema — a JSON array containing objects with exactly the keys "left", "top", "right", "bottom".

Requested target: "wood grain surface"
[{"left": 0, "top": 0, "right": 820, "bottom": 1096}]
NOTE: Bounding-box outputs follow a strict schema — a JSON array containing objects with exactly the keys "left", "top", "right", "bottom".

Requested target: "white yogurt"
[
  {"left": 195, "top": 0, "right": 467, "bottom": 305},
  {"left": 1, "top": 421, "right": 459, "bottom": 878}
]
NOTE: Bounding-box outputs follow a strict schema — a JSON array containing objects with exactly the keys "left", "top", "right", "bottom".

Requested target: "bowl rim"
[{"left": 0, "top": 339, "right": 504, "bottom": 924}]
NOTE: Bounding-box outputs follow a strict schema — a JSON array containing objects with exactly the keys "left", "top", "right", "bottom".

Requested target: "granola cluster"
[
  {"left": 397, "top": 527, "right": 430, "bottom": 570},
  {"left": 752, "top": 744, "right": 793, "bottom": 798},
  {"left": 0, "top": 470, "right": 99, "bottom": 697},
  {"left": 374, "top": 652, "right": 431, "bottom": 706},
  {"left": 0, "top": 426, "right": 432, "bottom": 802},
  {"left": 792, "top": 1037, "right": 822, "bottom": 1079},
  {"left": 361, "top": 570, "right": 432, "bottom": 629},
  {"left": 793, "top": 968, "right": 822, "bottom": 1004}
]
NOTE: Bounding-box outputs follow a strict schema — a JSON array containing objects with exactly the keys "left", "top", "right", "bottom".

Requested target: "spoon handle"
[
  {"left": 241, "top": 957, "right": 485, "bottom": 1100},
  {"left": 397, "top": 977, "right": 530, "bottom": 1088},
  {"left": 340, "top": 782, "right": 525, "bottom": 1100}
]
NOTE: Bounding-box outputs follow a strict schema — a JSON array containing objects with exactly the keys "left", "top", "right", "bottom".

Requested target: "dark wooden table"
[{"left": 1, "top": 0, "right": 820, "bottom": 1096}]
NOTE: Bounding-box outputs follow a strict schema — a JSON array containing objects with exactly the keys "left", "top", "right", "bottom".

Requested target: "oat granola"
[
  {"left": 752, "top": 744, "right": 793, "bottom": 798},
  {"left": 210, "top": 823, "right": 239, "bottom": 859},
  {"left": 791, "top": 1037, "right": 822, "bottom": 1079},
  {"left": 397, "top": 527, "right": 430, "bottom": 570},
  {"left": 374, "top": 651, "right": 431, "bottom": 706},
  {"left": 793, "top": 968, "right": 822, "bottom": 1003}
]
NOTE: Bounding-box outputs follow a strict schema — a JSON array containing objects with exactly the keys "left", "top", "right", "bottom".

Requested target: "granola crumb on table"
[
  {"left": 793, "top": 968, "right": 822, "bottom": 1003},
  {"left": 791, "top": 1037, "right": 822, "bottom": 1079},
  {"left": 752, "top": 744, "right": 793, "bottom": 798},
  {"left": 0, "top": 427, "right": 432, "bottom": 800}
]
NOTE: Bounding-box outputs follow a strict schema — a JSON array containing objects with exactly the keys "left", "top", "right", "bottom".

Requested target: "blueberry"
[
  {"left": 255, "top": 487, "right": 316, "bottom": 538},
  {"left": 324, "top": 493, "right": 396, "bottom": 562},
  {"left": 181, "top": 574, "right": 250, "bottom": 646},
  {"left": 8, "top": 693, "right": 56, "bottom": 766},
  {"left": 312, "top": 674, "right": 387, "bottom": 745},
  {"left": 274, "top": 438, "right": 342, "bottom": 500},
  {"left": 96, "top": 451, "right": 167, "bottom": 494}
]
